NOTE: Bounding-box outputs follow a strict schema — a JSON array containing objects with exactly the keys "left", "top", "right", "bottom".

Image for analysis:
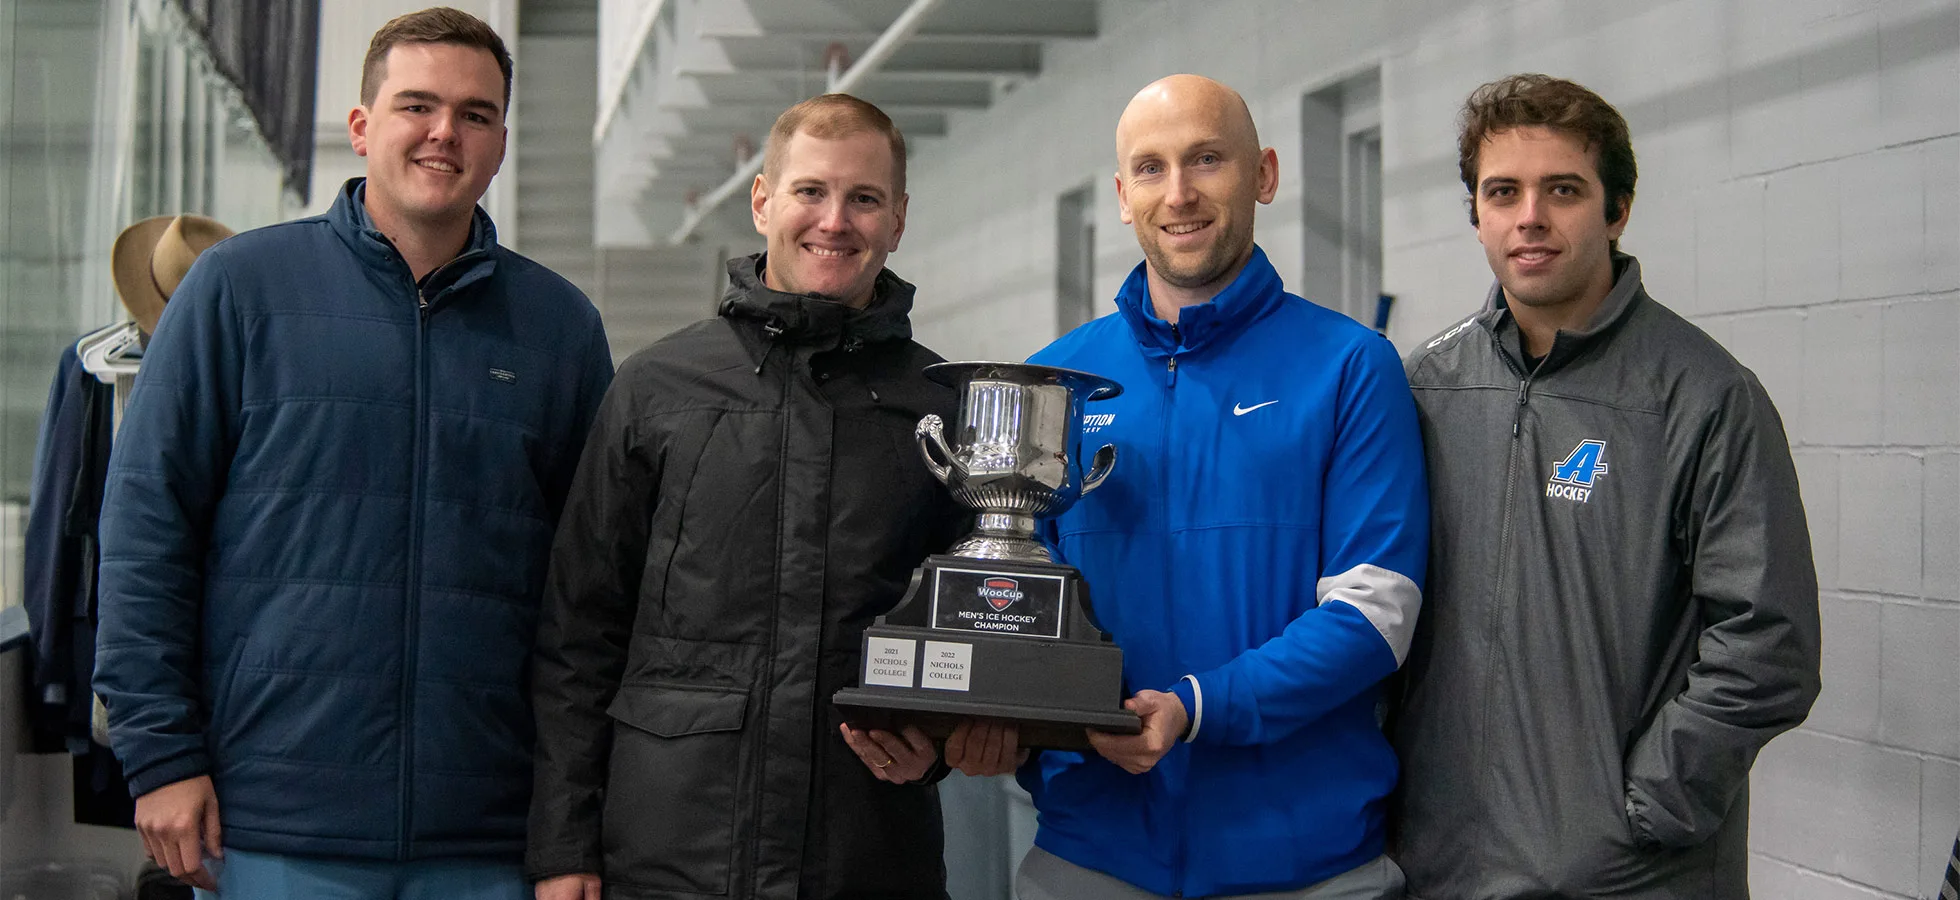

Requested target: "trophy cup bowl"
[
  {"left": 915, "top": 361, "right": 1120, "bottom": 562},
  {"left": 832, "top": 361, "right": 1140, "bottom": 749}
]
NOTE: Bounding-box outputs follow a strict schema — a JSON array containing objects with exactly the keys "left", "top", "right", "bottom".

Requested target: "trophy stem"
[{"left": 949, "top": 512, "right": 1052, "bottom": 562}]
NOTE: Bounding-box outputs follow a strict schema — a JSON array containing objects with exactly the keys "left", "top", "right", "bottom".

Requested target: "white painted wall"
[{"left": 890, "top": 2, "right": 1960, "bottom": 897}]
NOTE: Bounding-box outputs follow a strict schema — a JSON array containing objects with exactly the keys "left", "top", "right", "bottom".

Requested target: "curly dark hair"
[{"left": 1457, "top": 74, "right": 1636, "bottom": 228}]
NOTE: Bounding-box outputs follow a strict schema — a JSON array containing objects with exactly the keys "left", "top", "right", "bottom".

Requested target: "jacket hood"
[
  {"left": 1114, "top": 244, "right": 1287, "bottom": 359},
  {"left": 720, "top": 252, "right": 916, "bottom": 353}
]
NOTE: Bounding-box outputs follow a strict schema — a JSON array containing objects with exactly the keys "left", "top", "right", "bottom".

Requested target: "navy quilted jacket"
[{"left": 95, "top": 179, "right": 614, "bottom": 860}]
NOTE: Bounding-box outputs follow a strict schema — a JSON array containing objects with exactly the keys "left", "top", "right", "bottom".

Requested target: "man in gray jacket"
[{"left": 1392, "top": 74, "right": 1820, "bottom": 899}]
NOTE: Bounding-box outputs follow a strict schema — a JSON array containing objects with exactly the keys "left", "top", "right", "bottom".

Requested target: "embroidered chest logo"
[
  {"left": 978, "top": 577, "right": 1024, "bottom": 612},
  {"left": 489, "top": 367, "right": 518, "bottom": 384},
  {"left": 1547, "top": 439, "right": 1608, "bottom": 503},
  {"left": 1083, "top": 413, "right": 1116, "bottom": 434}
]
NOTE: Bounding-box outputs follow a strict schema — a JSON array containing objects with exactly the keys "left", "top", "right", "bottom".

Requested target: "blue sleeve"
[
  {"left": 544, "top": 316, "right": 615, "bottom": 524},
  {"left": 1178, "top": 335, "right": 1429, "bottom": 746},
  {"left": 93, "top": 251, "right": 244, "bottom": 796}
]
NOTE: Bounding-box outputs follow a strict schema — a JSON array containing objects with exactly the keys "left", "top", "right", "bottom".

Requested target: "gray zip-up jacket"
[{"left": 1390, "top": 254, "right": 1820, "bottom": 899}]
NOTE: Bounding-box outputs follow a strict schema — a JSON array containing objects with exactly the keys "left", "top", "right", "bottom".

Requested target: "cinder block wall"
[{"left": 897, "top": 2, "right": 1960, "bottom": 897}]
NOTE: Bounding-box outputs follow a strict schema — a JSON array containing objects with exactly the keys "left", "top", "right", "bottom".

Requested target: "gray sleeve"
[{"left": 1623, "top": 375, "right": 1821, "bottom": 848}]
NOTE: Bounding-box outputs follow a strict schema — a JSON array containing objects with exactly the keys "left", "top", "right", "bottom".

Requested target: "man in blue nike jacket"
[{"left": 1017, "top": 75, "right": 1428, "bottom": 900}]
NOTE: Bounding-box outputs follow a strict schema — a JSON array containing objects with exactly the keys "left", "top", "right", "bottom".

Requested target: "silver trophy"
[
  {"left": 833, "top": 361, "right": 1140, "bottom": 748},
  {"left": 914, "top": 361, "right": 1121, "bottom": 562}
]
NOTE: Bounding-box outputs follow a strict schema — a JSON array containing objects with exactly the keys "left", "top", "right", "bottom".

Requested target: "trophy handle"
[
  {"left": 1081, "top": 443, "right": 1117, "bottom": 495},
  {"left": 916, "top": 414, "right": 957, "bottom": 484}
]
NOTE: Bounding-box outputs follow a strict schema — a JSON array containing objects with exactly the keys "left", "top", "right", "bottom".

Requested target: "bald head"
[
  {"left": 1111, "top": 74, "right": 1279, "bottom": 315},
  {"left": 1116, "top": 74, "right": 1261, "bottom": 172}
]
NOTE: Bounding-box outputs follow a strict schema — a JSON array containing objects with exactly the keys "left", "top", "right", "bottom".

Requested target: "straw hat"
[{"left": 111, "top": 214, "right": 235, "bottom": 334}]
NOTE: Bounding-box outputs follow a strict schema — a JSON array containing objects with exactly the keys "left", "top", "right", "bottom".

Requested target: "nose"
[
  {"left": 817, "top": 196, "right": 850, "bottom": 232},
  {"left": 427, "top": 111, "right": 459, "bottom": 144},
  {"left": 1515, "top": 189, "right": 1547, "bottom": 231},
  {"left": 1165, "top": 167, "right": 1199, "bottom": 208}
]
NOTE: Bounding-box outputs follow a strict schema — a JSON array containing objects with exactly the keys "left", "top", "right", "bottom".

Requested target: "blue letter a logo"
[{"left": 1552, "top": 440, "right": 1609, "bottom": 487}]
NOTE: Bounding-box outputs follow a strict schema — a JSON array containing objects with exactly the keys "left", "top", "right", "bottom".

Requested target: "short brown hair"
[
  {"left": 764, "top": 94, "right": 908, "bottom": 195},
  {"left": 1458, "top": 74, "right": 1636, "bottom": 228},
  {"left": 361, "top": 7, "right": 513, "bottom": 111}
]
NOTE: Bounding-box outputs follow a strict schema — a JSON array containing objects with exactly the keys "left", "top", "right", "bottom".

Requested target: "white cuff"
[{"left": 1181, "top": 674, "right": 1204, "bottom": 743}]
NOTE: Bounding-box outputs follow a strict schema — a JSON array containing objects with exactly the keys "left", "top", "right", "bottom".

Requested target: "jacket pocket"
[{"left": 602, "top": 682, "right": 750, "bottom": 895}]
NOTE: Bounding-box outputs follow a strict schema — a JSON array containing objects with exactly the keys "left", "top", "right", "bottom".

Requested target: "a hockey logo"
[
  {"left": 1547, "top": 439, "right": 1609, "bottom": 503},
  {"left": 978, "top": 577, "right": 1023, "bottom": 612}
]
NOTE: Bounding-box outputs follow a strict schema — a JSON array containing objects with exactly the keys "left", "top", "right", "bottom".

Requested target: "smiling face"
[
  {"left": 1115, "top": 76, "right": 1278, "bottom": 309},
  {"left": 750, "top": 128, "right": 907, "bottom": 308},
  {"left": 348, "top": 42, "right": 507, "bottom": 233},
  {"left": 1472, "top": 125, "right": 1628, "bottom": 316}
]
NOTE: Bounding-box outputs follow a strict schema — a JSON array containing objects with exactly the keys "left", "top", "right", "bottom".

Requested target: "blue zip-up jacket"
[
  {"left": 94, "top": 179, "right": 614, "bottom": 860},
  {"left": 1021, "top": 246, "right": 1428, "bottom": 896}
]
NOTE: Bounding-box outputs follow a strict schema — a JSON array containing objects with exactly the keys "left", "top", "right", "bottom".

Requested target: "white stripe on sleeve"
[{"left": 1315, "top": 563, "right": 1423, "bottom": 667}]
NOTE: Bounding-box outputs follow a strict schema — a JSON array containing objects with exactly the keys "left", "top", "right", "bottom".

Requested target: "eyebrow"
[
  {"left": 790, "top": 177, "right": 887, "bottom": 198},
  {"left": 393, "top": 89, "right": 502, "bottom": 116},
  {"left": 1479, "top": 172, "right": 1590, "bottom": 191},
  {"left": 1125, "top": 138, "right": 1230, "bottom": 168}
]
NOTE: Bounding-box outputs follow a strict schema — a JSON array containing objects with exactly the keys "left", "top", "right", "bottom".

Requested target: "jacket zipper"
[
  {"left": 1164, "top": 325, "right": 1186, "bottom": 897},
  {"left": 1477, "top": 337, "right": 1530, "bottom": 832},
  {"left": 400, "top": 271, "right": 431, "bottom": 859},
  {"left": 748, "top": 334, "right": 796, "bottom": 893}
]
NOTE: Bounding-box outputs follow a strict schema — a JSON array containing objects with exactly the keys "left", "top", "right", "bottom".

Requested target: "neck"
[
  {"left": 1509, "top": 257, "right": 1618, "bottom": 357},
  {"left": 364, "top": 195, "right": 473, "bottom": 282},
  {"left": 1147, "top": 245, "right": 1254, "bottom": 324}
]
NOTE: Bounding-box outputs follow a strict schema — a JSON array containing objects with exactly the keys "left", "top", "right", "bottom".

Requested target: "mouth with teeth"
[
  {"left": 1162, "top": 221, "right": 1212, "bottom": 237},
  {"left": 415, "top": 159, "right": 460, "bottom": 174},
  {"left": 805, "top": 245, "right": 858, "bottom": 259},
  {"left": 1510, "top": 246, "right": 1559, "bottom": 269}
]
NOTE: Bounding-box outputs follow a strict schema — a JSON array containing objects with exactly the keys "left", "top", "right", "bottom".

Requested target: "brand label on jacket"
[
  {"left": 1546, "top": 439, "right": 1609, "bottom": 503},
  {"left": 930, "top": 567, "right": 1065, "bottom": 638},
  {"left": 862, "top": 638, "right": 918, "bottom": 688},
  {"left": 920, "top": 641, "right": 973, "bottom": 692}
]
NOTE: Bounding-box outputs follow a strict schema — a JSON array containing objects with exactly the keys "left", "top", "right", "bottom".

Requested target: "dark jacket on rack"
[
  {"left": 527, "top": 253, "right": 961, "bottom": 900},
  {"left": 94, "top": 178, "right": 615, "bottom": 861},
  {"left": 23, "top": 343, "right": 115, "bottom": 753}
]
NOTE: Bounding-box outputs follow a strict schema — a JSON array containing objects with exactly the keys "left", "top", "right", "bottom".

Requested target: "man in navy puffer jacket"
[{"left": 94, "top": 8, "right": 612, "bottom": 899}]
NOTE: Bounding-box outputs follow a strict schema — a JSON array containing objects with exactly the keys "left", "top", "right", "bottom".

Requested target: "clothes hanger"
[{"left": 78, "top": 321, "right": 142, "bottom": 383}]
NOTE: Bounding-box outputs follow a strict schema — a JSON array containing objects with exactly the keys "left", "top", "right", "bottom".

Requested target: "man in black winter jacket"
[
  {"left": 1392, "top": 75, "right": 1821, "bottom": 900},
  {"left": 527, "top": 94, "right": 1020, "bottom": 900}
]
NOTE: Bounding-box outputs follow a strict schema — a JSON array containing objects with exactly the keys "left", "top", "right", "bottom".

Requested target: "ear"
[
  {"left": 1606, "top": 194, "right": 1633, "bottom": 241},
  {"left": 348, "top": 106, "right": 371, "bottom": 157},
  {"left": 1114, "top": 172, "right": 1132, "bottom": 225},
  {"left": 889, "top": 192, "right": 908, "bottom": 252},
  {"left": 750, "top": 174, "right": 771, "bottom": 235},
  {"left": 1255, "top": 146, "right": 1279, "bottom": 204}
]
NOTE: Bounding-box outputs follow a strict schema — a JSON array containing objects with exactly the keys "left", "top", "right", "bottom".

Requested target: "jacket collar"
[
  {"left": 719, "top": 252, "right": 915, "bottom": 353},
  {"left": 1115, "top": 244, "right": 1286, "bottom": 359},
  {"left": 1477, "top": 252, "right": 1647, "bottom": 374},
  {"left": 328, "top": 177, "right": 499, "bottom": 302}
]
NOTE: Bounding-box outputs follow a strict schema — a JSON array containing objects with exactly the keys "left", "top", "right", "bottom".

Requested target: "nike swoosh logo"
[{"left": 1233, "top": 400, "right": 1279, "bottom": 416}]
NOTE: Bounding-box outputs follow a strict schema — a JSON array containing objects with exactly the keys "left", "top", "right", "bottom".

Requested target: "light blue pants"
[{"left": 191, "top": 848, "right": 527, "bottom": 900}]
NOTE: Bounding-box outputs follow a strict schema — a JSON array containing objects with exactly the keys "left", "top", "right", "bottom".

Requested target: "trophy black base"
[{"left": 833, "top": 555, "right": 1139, "bottom": 752}]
